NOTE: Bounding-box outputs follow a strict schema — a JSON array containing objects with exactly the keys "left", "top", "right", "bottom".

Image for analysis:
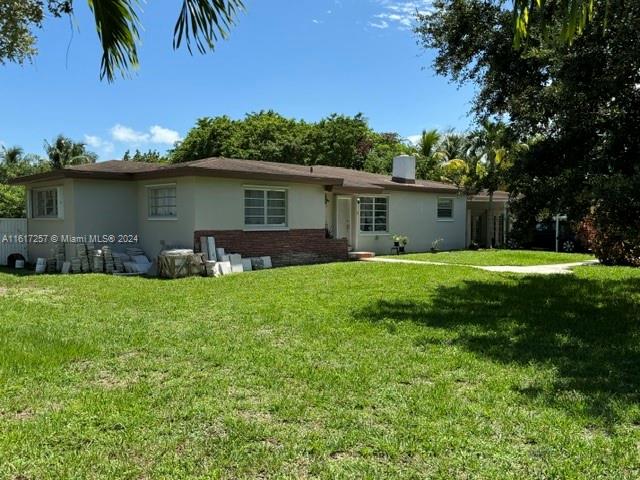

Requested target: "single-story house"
[{"left": 10, "top": 155, "right": 510, "bottom": 266}]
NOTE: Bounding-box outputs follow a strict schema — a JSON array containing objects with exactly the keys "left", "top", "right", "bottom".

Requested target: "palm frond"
[
  {"left": 173, "top": 0, "right": 245, "bottom": 54},
  {"left": 87, "top": 0, "right": 141, "bottom": 82}
]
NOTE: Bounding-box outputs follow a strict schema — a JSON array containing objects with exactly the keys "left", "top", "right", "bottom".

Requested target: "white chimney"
[{"left": 392, "top": 155, "right": 416, "bottom": 184}]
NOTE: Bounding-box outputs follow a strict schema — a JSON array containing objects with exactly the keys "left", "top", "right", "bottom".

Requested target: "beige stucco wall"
[
  {"left": 73, "top": 179, "right": 138, "bottom": 252},
  {"left": 136, "top": 177, "right": 197, "bottom": 258},
  {"left": 192, "top": 177, "right": 326, "bottom": 231},
  {"left": 26, "top": 179, "right": 75, "bottom": 261},
  {"left": 353, "top": 191, "right": 467, "bottom": 254},
  {"left": 24, "top": 176, "right": 330, "bottom": 262},
  {"left": 25, "top": 175, "right": 468, "bottom": 262}
]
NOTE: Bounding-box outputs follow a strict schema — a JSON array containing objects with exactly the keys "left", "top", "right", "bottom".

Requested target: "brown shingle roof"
[{"left": 10, "top": 157, "right": 459, "bottom": 193}]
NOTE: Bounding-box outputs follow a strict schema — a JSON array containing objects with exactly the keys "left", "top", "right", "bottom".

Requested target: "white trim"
[
  {"left": 243, "top": 184, "right": 290, "bottom": 191},
  {"left": 357, "top": 194, "right": 390, "bottom": 234},
  {"left": 147, "top": 184, "right": 177, "bottom": 219},
  {"left": 144, "top": 182, "right": 177, "bottom": 189},
  {"left": 243, "top": 186, "right": 288, "bottom": 229},
  {"left": 30, "top": 186, "right": 63, "bottom": 220},
  {"left": 436, "top": 196, "right": 455, "bottom": 221}
]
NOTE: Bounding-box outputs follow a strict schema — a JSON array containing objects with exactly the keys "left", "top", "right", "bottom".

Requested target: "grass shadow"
[{"left": 355, "top": 271, "right": 640, "bottom": 424}]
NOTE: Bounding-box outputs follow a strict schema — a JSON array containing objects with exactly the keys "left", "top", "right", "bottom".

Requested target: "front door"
[{"left": 336, "top": 197, "right": 352, "bottom": 248}]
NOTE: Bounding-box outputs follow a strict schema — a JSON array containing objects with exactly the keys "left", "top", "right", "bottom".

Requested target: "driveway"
[{"left": 362, "top": 257, "right": 600, "bottom": 275}]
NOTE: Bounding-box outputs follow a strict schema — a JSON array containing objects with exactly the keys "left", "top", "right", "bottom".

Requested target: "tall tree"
[
  {"left": 123, "top": 149, "right": 167, "bottom": 163},
  {"left": 0, "top": 0, "right": 244, "bottom": 81},
  {"left": 470, "top": 120, "right": 523, "bottom": 246},
  {"left": 169, "top": 112, "right": 412, "bottom": 173},
  {"left": 44, "top": 135, "right": 97, "bottom": 169},
  {"left": 0, "top": 145, "right": 48, "bottom": 217},
  {"left": 0, "top": 146, "right": 24, "bottom": 165},
  {"left": 415, "top": 129, "right": 444, "bottom": 180},
  {"left": 416, "top": 0, "right": 640, "bottom": 264}
]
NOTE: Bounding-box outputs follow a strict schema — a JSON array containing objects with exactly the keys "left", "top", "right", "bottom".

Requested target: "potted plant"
[
  {"left": 393, "top": 234, "right": 408, "bottom": 253},
  {"left": 399, "top": 235, "right": 408, "bottom": 253}
]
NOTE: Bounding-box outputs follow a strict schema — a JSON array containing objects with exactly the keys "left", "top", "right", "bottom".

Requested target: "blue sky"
[{"left": 0, "top": 0, "right": 475, "bottom": 160}]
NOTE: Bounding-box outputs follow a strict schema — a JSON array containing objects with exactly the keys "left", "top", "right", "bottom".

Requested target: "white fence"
[{"left": 0, "top": 218, "right": 27, "bottom": 265}]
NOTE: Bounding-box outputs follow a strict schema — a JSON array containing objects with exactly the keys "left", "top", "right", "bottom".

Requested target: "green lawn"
[
  {"left": 1, "top": 260, "right": 639, "bottom": 479},
  {"left": 395, "top": 249, "right": 595, "bottom": 266}
]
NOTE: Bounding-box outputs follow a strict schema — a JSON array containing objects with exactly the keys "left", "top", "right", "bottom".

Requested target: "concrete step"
[{"left": 348, "top": 251, "right": 376, "bottom": 260}]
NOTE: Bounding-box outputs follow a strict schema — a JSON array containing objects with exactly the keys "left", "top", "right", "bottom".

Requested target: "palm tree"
[
  {"left": 438, "top": 133, "right": 484, "bottom": 194},
  {"left": 0, "top": 146, "right": 24, "bottom": 165},
  {"left": 472, "top": 120, "right": 528, "bottom": 247},
  {"left": 44, "top": 135, "right": 98, "bottom": 170},
  {"left": 84, "top": 0, "right": 244, "bottom": 81},
  {"left": 415, "top": 129, "right": 443, "bottom": 180}
]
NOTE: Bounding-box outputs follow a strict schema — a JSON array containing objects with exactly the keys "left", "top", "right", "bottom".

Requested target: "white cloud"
[
  {"left": 110, "top": 124, "right": 149, "bottom": 143},
  {"left": 109, "top": 124, "right": 182, "bottom": 145},
  {"left": 371, "top": 0, "right": 432, "bottom": 30},
  {"left": 407, "top": 134, "right": 422, "bottom": 145},
  {"left": 149, "top": 125, "right": 181, "bottom": 145},
  {"left": 84, "top": 134, "right": 114, "bottom": 154},
  {"left": 368, "top": 20, "right": 389, "bottom": 29},
  {"left": 312, "top": 18, "right": 322, "bottom": 24}
]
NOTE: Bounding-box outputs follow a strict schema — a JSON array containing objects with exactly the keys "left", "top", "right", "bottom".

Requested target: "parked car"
[{"left": 531, "top": 220, "right": 589, "bottom": 252}]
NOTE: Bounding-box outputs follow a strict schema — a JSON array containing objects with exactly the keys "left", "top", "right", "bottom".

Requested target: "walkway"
[{"left": 361, "top": 257, "right": 600, "bottom": 275}]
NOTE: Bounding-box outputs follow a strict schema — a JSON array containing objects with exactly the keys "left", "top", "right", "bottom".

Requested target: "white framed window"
[
  {"left": 31, "top": 187, "right": 61, "bottom": 219},
  {"left": 437, "top": 197, "right": 454, "bottom": 220},
  {"left": 359, "top": 196, "right": 388, "bottom": 233},
  {"left": 148, "top": 184, "right": 177, "bottom": 218},
  {"left": 244, "top": 188, "right": 288, "bottom": 228}
]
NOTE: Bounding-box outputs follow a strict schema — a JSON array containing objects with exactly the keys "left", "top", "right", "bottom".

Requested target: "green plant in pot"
[{"left": 393, "top": 234, "right": 409, "bottom": 253}]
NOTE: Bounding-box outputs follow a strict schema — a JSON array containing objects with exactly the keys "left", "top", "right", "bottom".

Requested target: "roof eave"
[
  {"left": 377, "top": 183, "right": 460, "bottom": 194},
  {"left": 9, "top": 170, "right": 135, "bottom": 185},
  {"left": 134, "top": 166, "right": 344, "bottom": 186},
  {"left": 332, "top": 187, "right": 384, "bottom": 194}
]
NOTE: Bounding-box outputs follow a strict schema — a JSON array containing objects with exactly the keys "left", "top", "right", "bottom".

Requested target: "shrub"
[{"left": 580, "top": 214, "right": 640, "bottom": 266}]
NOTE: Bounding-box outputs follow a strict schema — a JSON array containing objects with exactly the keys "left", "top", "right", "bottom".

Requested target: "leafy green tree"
[
  {"left": 513, "top": 0, "right": 611, "bottom": 47},
  {"left": 416, "top": 0, "right": 640, "bottom": 264},
  {"left": 0, "top": 1, "right": 70, "bottom": 65},
  {"left": 1, "top": 0, "right": 244, "bottom": 81},
  {"left": 44, "top": 135, "right": 97, "bottom": 169},
  {"left": 123, "top": 149, "right": 167, "bottom": 163},
  {"left": 235, "top": 111, "right": 312, "bottom": 165},
  {"left": 170, "top": 116, "right": 239, "bottom": 163},
  {"left": 364, "top": 133, "right": 414, "bottom": 175},
  {"left": 0, "top": 146, "right": 48, "bottom": 217},
  {"left": 306, "top": 114, "right": 373, "bottom": 170},
  {"left": 170, "top": 112, "right": 412, "bottom": 173}
]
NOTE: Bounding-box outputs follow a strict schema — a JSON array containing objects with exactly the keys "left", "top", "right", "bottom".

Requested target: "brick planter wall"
[{"left": 193, "top": 229, "right": 349, "bottom": 267}]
